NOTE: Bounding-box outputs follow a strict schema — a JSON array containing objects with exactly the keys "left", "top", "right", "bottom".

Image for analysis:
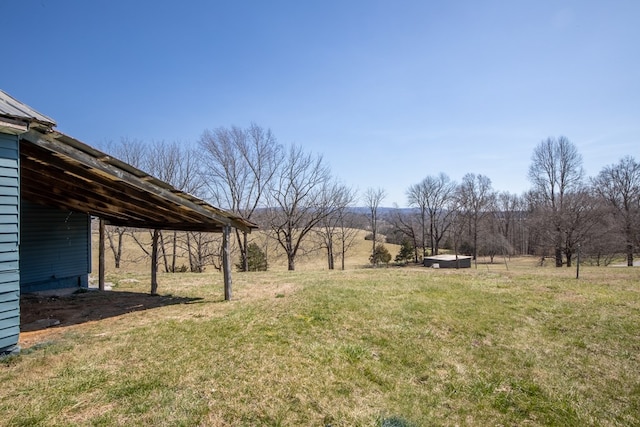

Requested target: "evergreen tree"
[
  {"left": 370, "top": 244, "right": 392, "bottom": 266},
  {"left": 237, "top": 242, "right": 268, "bottom": 272},
  {"left": 394, "top": 240, "right": 414, "bottom": 264}
]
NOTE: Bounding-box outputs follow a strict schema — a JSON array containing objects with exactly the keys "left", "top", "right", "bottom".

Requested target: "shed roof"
[
  {"left": 424, "top": 254, "right": 473, "bottom": 261},
  {"left": 1, "top": 89, "right": 256, "bottom": 233}
]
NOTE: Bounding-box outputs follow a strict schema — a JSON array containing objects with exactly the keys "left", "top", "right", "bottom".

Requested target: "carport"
[
  {"left": 0, "top": 89, "right": 256, "bottom": 354},
  {"left": 19, "top": 128, "right": 257, "bottom": 294}
]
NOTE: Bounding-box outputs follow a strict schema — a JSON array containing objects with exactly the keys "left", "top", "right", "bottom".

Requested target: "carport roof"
[
  {"left": 1, "top": 90, "right": 256, "bottom": 233},
  {"left": 0, "top": 89, "right": 56, "bottom": 130}
]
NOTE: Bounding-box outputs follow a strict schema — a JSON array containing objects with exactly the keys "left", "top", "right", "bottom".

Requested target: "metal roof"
[
  {"left": 20, "top": 129, "right": 257, "bottom": 233},
  {"left": 424, "top": 254, "right": 473, "bottom": 261},
  {"left": 1, "top": 89, "right": 256, "bottom": 233},
  {"left": 0, "top": 90, "right": 56, "bottom": 128}
]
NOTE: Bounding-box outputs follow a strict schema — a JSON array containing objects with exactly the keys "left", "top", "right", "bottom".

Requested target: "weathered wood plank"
[{"left": 22, "top": 130, "right": 253, "bottom": 232}]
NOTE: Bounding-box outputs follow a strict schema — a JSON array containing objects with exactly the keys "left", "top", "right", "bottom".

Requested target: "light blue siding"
[
  {"left": 20, "top": 201, "right": 91, "bottom": 293},
  {"left": 0, "top": 133, "right": 19, "bottom": 353}
]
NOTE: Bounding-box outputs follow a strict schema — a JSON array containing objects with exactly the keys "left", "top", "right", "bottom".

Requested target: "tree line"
[
  {"left": 100, "top": 130, "right": 639, "bottom": 271},
  {"left": 392, "top": 136, "right": 639, "bottom": 268}
]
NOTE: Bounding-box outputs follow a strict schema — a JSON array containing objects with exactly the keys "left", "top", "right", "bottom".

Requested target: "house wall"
[
  {"left": 20, "top": 200, "right": 91, "bottom": 293},
  {"left": 0, "top": 133, "right": 20, "bottom": 353}
]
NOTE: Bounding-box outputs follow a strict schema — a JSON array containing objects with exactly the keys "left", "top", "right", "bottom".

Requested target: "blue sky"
[{"left": 2, "top": 1, "right": 639, "bottom": 207}]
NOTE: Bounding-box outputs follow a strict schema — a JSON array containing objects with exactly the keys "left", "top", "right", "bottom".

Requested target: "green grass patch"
[{"left": 2, "top": 265, "right": 640, "bottom": 425}]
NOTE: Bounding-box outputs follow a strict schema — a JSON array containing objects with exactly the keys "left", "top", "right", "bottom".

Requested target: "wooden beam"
[
  {"left": 21, "top": 131, "right": 253, "bottom": 232},
  {"left": 21, "top": 138, "right": 255, "bottom": 232},
  {"left": 104, "top": 219, "right": 225, "bottom": 233},
  {"left": 21, "top": 146, "right": 198, "bottom": 222},
  {"left": 99, "top": 218, "right": 105, "bottom": 291},
  {"left": 151, "top": 229, "right": 159, "bottom": 295},
  {"left": 223, "top": 225, "right": 232, "bottom": 301}
]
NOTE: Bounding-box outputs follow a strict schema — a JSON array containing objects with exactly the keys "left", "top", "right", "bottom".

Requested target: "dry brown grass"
[{"left": 91, "top": 227, "right": 401, "bottom": 273}]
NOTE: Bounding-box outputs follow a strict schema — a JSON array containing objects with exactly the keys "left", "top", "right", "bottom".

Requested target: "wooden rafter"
[{"left": 19, "top": 130, "right": 257, "bottom": 233}]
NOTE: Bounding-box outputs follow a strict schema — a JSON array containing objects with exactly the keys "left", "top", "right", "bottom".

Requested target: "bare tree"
[
  {"left": 406, "top": 181, "right": 429, "bottom": 258},
  {"left": 199, "top": 124, "right": 280, "bottom": 271},
  {"left": 528, "top": 136, "right": 584, "bottom": 267},
  {"left": 447, "top": 198, "right": 466, "bottom": 267},
  {"left": 336, "top": 210, "right": 362, "bottom": 270},
  {"left": 265, "top": 144, "right": 333, "bottom": 271},
  {"left": 560, "top": 187, "right": 607, "bottom": 267},
  {"left": 101, "top": 137, "right": 149, "bottom": 169},
  {"left": 492, "top": 191, "right": 526, "bottom": 256},
  {"left": 581, "top": 209, "right": 621, "bottom": 266},
  {"left": 314, "top": 183, "right": 358, "bottom": 269},
  {"left": 592, "top": 156, "right": 640, "bottom": 266},
  {"left": 177, "top": 231, "right": 224, "bottom": 272},
  {"left": 106, "top": 226, "right": 126, "bottom": 268},
  {"left": 456, "top": 173, "right": 495, "bottom": 266},
  {"left": 100, "top": 137, "right": 150, "bottom": 269},
  {"left": 389, "top": 207, "right": 421, "bottom": 263},
  {"left": 420, "top": 173, "right": 458, "bottom": 255},
  {"left": 147, "top": 140, "right": 204, "bottom": 273},
  {"left": 363, "top": 187, "right": 386, "bottom": 260}
]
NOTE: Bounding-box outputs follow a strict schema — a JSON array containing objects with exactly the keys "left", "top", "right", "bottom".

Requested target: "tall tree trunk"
[
  {"left": 158, "top": 231, "right": 169, "bottom": 273},
  {"left": 429, "top": 217, "right": 435, "bottom": 256},
  {"left": 116, "top": 231, "right": 123, "bottom": 268},
  {"left": 327, "top": 239, "right": 334, "bottom": 270},
  {"left": 186, "top": 233, "right": 195, "bottom": 272},
  {"left": 473, "top": 219, "right": 478, "bottom": 269},
  {"left": 626, "top": 222, "right": 634, "bottom": 266},
  {"left": 243, "top": 231, "right": 249, "bottom": 272},
  {"left": 555, "top": 228, "right": 563, "bottom": 267},
  {"left": 171, "top": 231, "right": 177, "bottom": 272},
  {"left": 106, "top": 228, "right": 124, "bottom": 268},
  {"left": 566, "top": 250, "right": 572, "bottom": 267}
]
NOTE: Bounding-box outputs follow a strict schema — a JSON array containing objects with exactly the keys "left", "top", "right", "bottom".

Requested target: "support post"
[
  {"left": 223, "top": 225, "right": 232, "bottom": 301},
  {"left": 151, "top": 229, "right": 159, "bottom": 295},
  {"left": 99, "top": 218, "right": 105, "bottom": 291}
]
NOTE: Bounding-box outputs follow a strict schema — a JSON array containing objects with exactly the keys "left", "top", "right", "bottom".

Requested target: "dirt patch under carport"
[{"left": 19, "top": 290, "right": 202, "bottom": 348}]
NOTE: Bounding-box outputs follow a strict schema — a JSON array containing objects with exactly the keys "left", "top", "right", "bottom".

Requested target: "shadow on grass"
[{"left": 20, "top": 290, "right": 204, "bottom": 332}]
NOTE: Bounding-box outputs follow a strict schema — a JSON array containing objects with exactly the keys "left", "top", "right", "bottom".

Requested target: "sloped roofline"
[
  {"left": 1, "top": 89, "right": 257, "bottom": 233},
  {"left": 0, "top": 89, "right": 56, "bottom": 129}
]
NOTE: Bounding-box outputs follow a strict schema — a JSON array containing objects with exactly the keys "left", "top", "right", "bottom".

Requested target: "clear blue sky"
[{"left": 2, "top": 1, "right": 639, "bottom": 207}]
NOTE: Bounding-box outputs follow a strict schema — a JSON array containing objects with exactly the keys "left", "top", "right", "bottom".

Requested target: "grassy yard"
[{"left": 2, "top": 263, "right": 640, "bottom": 426}]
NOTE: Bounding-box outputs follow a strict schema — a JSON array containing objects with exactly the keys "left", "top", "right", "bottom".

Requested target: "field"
[{"left": 2, "top": 232, "right": 640, "bottom": 426}]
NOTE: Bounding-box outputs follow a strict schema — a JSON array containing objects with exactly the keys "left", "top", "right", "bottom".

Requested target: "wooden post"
[
  {"left": 151, "top": 229, "right": 159, "bottom": 295},
  {"left": 223, "top": 225, "right": 232, "bottom": 301},
  {"left": 98, "top": 219, "right": 106, "bottom": 291}
]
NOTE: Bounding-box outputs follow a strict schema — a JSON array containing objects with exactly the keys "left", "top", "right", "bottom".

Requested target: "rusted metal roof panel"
[
  {"left": 1, "top": 89, "right": 257, "bottom": 233},
  {"left": 0, "top": 90, "right": 56, "bottom": 128},
  {"left": 20, "top": 129, "right": 258, "bottom": 233}
]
